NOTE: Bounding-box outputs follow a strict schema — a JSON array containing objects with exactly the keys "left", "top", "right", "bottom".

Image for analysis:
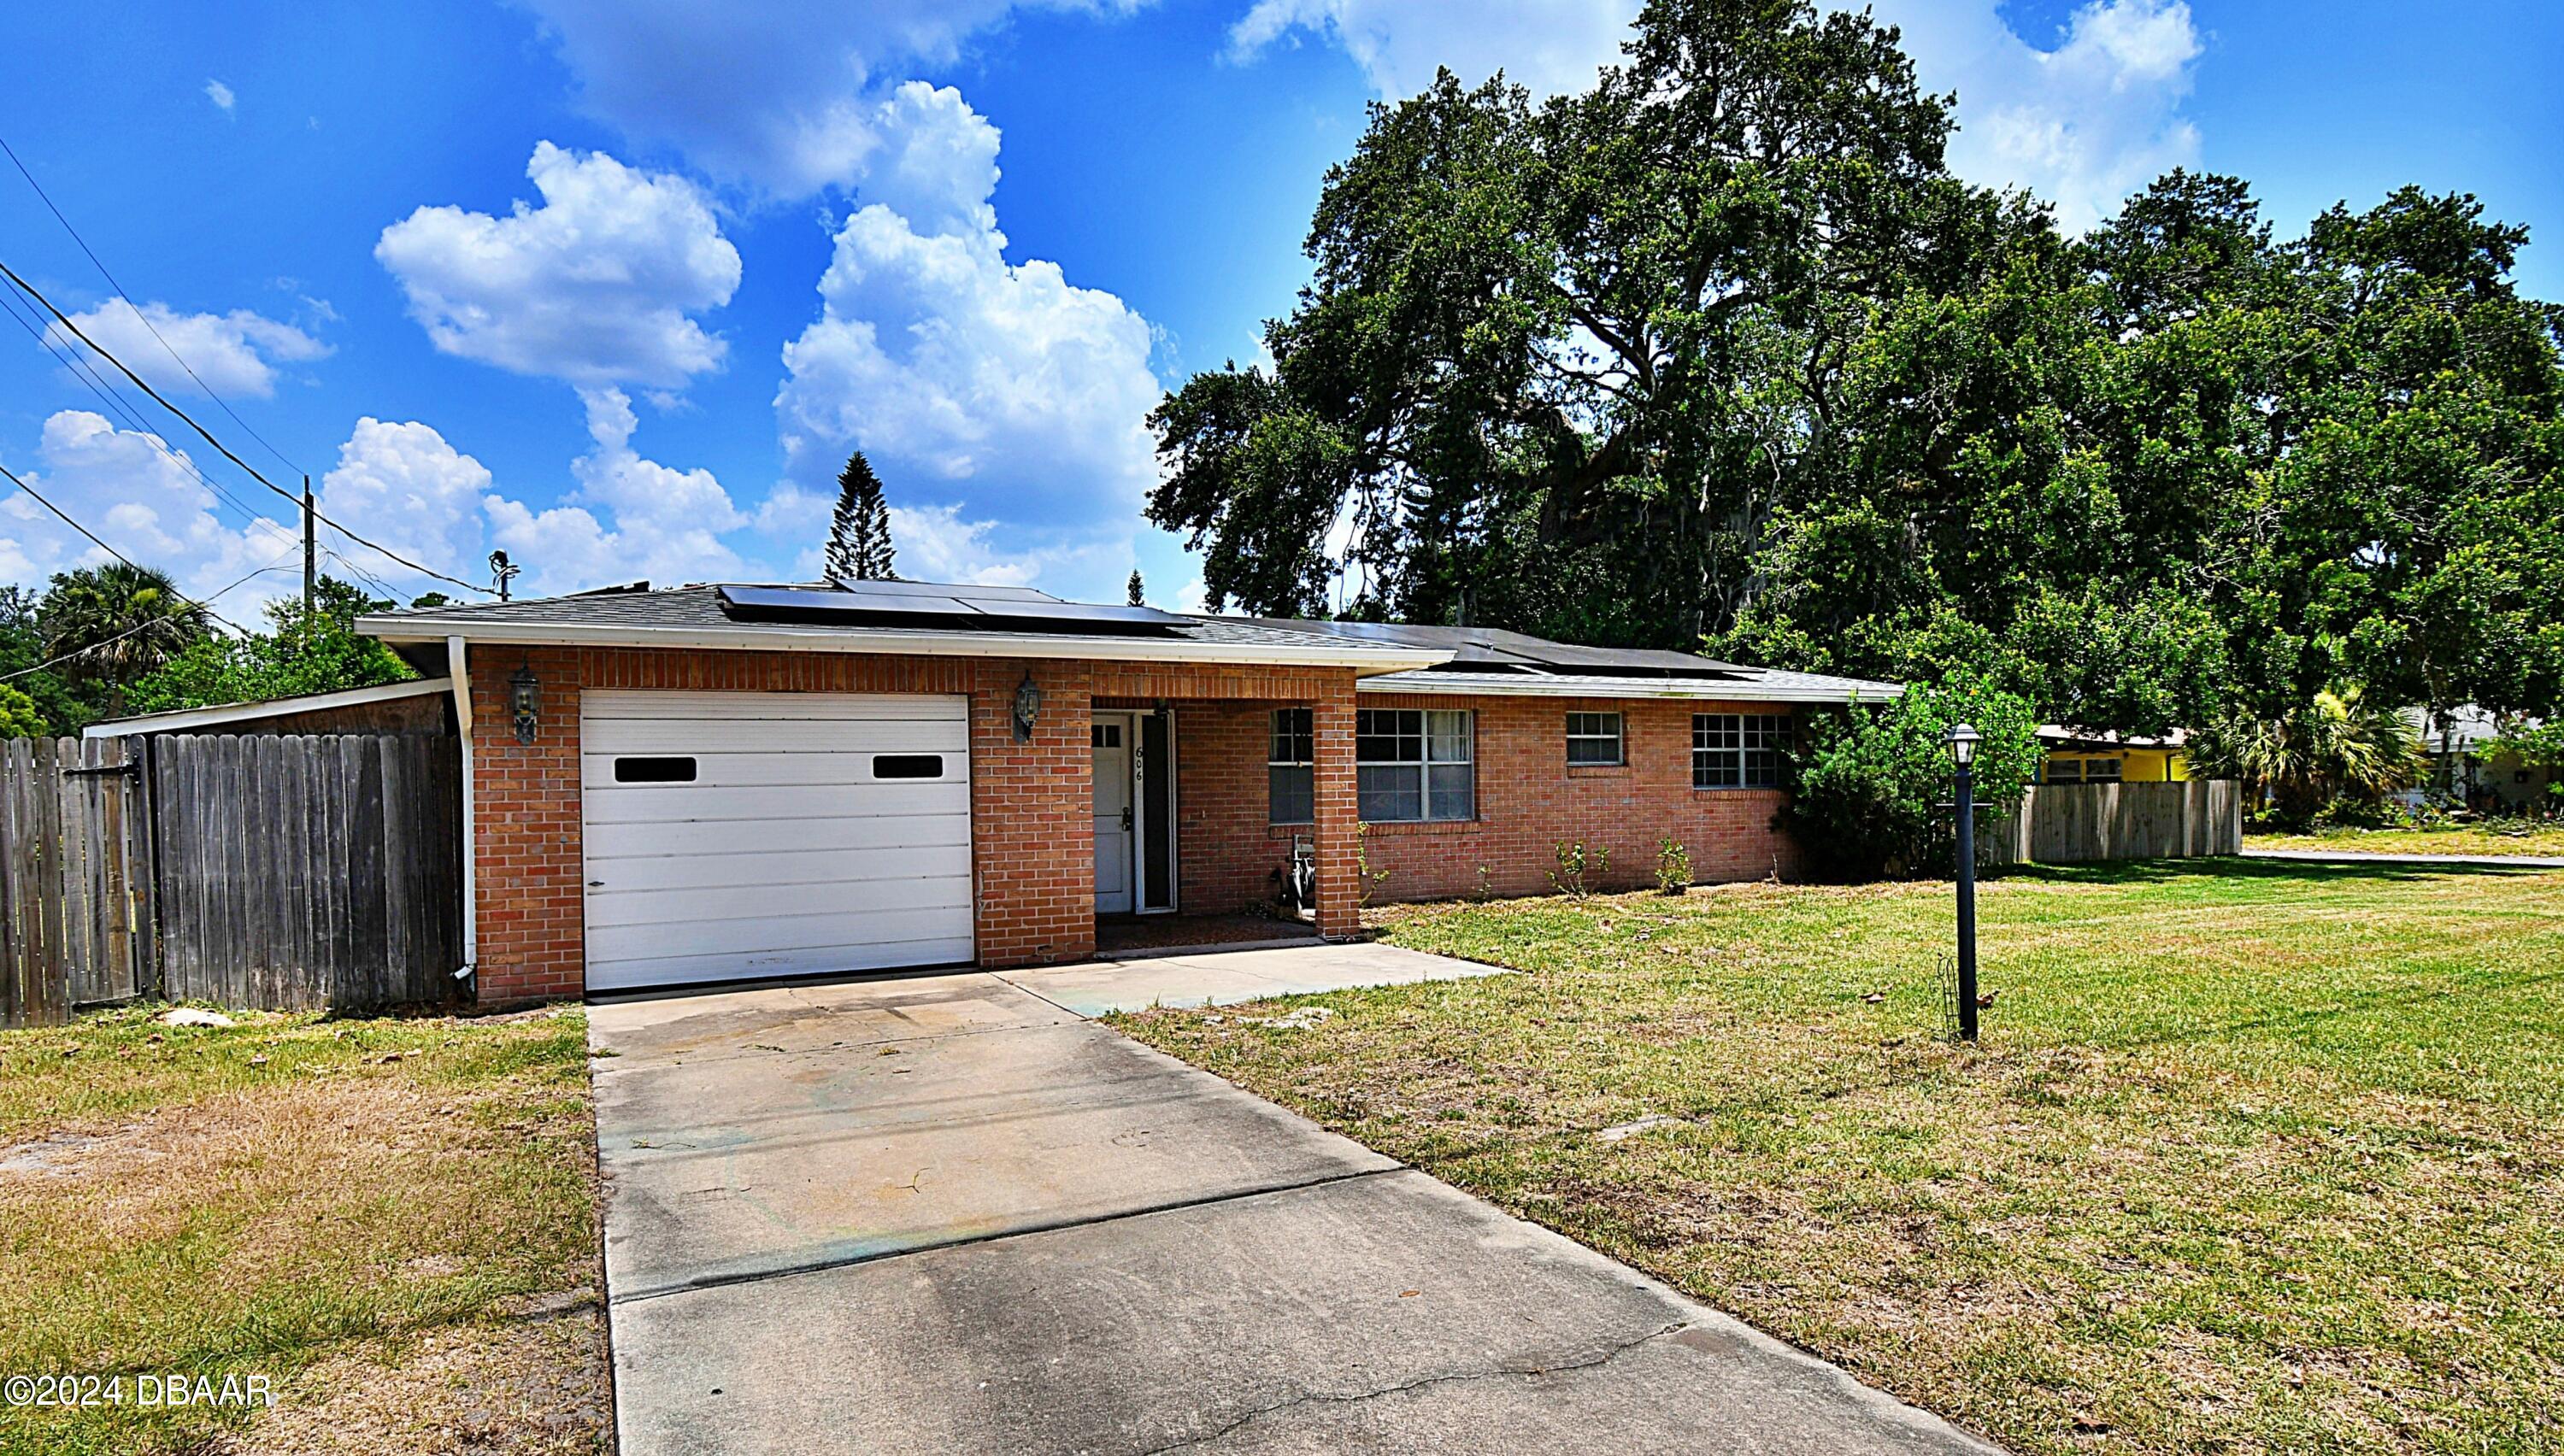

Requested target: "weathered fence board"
[
  {"left": 151, "top": 733, "right": 462, "bottom": 1012},
  {"left": 0, "top": 737, "right": 150, "bottom": 1027},
  {"left": 1983, "top": 779, "right": 2242, "bottom": 866}
]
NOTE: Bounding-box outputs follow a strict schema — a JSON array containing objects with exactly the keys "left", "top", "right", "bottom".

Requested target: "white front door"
[{"left": 1092, "top": 715, "right": 1134, "bottom": 913}]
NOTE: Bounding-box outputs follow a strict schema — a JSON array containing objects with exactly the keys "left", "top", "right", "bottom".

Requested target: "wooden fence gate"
[
  {"left": 0, "top": 737, "right": 152, "bottom": 1027},
  {"left": 1, "top": 733, "right": 462, "bottom": 1026}
]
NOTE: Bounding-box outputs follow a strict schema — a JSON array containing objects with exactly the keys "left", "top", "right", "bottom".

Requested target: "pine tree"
[
  {"left": 1126, "top": 569, "right": 1144, "bottom": 607},
  {"left": 825, "top": 451, "right": 898, "bottom": 581}
]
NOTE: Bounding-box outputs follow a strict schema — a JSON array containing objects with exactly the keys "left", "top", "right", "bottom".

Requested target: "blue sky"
[{"left": 2, "top": 0, "right": 2556, "bottom": 615}]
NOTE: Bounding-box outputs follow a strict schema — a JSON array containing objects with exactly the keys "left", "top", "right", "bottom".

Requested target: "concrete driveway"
[{"left": 588, "top": 945, "right": 1997, "bottom": 1454}]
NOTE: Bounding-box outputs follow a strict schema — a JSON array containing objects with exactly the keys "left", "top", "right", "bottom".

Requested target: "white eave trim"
[
  {"left": 356, "top": 616, "right": 1454, "bottom": 676},
  {"left": 1356, "top": 672, "right": 1904, "bottom": 704},
  {"left": 84, "top": 676, "right": 456, "bottom": 738}
]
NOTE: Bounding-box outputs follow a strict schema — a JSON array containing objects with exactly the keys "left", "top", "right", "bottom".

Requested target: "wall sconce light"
[
  {"left": 1011, "top": 672, "right": 1043, "bottom": 743},
  {"left": 509, "top": 662, "right": 540, "bottom": 745}
]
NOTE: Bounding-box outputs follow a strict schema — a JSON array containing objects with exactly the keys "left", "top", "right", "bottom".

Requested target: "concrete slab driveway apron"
[{"left": 589, "top": 962, "right": 2000, "bottom": 1455}]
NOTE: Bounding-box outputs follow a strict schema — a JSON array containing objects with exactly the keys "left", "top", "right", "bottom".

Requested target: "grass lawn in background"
[
  {"left": 1117, "top": 861, "right": 2564, "bottom": 1455},
  {"left": 2248, "top": 823, "right": 2564, "bottom": 858},
  {"left": 0, "top": 1004, "right": 605, "bottom": 1455}
]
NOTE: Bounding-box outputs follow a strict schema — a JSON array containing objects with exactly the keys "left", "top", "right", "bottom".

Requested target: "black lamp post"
[{"left": 1947, "top": 723, "right": 1982, "bottom": 1040}]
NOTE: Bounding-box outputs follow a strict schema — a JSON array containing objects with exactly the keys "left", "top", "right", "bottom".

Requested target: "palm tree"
[
  {"left": 2191, "top": 685, "right": 2424, "bottom": 825},
  {"left": 38, "top": 563, "right": 211, "bottom": 717}
]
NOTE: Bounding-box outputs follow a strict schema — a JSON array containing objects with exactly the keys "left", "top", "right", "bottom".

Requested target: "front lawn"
[
  {"left": 2249, "top": 823, "right": 2564, "bottom": 858},
  {"left": 1117, "top": 861, "right": 2564, "bottom": 1454},
  {"left": 0, "top": 1004, "right": 606, "bottom": 1455}
]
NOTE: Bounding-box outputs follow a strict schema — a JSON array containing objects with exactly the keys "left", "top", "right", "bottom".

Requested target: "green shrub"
[
  {"left": 1784, "top": 670, "right": 2040, "bottom": 881},
  {"left": 1654, "top": 837, "right": 1691, "bottom": 895}
]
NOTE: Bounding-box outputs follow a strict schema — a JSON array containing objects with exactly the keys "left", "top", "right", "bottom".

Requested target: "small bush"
[
  {"left": 1655, "top": 837, "right": 1691, "bottom": 895},
  {"left": 1550, "top": 839, "right": 1610, "bottom": 898}
]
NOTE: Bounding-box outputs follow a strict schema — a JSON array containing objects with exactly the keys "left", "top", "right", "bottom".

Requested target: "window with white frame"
[
  {"left": 1565, "top": 711, "right": 1624, "bottom": 766},
  {"left": 1692, "top": 713, "right": 1791, "bottom": 789},
  {"left": 1356, "top": 708, "right": 1473, "bottom": 821},
  {"left": 1268, "top": 707, "right": 1314, "bottom": 824},
  {"left": 2080, "top": 757, "right": 2122, "bottom": 784},
  {"left": 2044, "top": 756, "right": 2080, "bottom": 784}
]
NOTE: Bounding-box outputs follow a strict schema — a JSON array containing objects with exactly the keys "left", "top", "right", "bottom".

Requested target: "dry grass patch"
[
  {"left": 0, "top": 1004, "right": 603, "bottom": 1455},
  {"left": 2249, "top": 824, "right": 2564, "bottom": 858},
  {"left": 1116, "top": 861, "right": 2564, "bottom": 1454}
]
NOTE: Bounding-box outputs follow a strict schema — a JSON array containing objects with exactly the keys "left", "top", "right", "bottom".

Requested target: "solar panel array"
[{"left": 717, "top": 583, "right": 1193, "bottom": 637}]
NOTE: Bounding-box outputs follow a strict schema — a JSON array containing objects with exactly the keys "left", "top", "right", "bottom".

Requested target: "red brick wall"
[
  {"left": 1160, "top": 693, "right": 1802, "bottom": 913},
  {"left": 1355, "top": 695, "right": 1801, "bottom": 899}
]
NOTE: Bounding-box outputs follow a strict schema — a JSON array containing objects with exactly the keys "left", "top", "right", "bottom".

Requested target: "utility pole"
[
  {"left": 302, "top": 474, "right": 315, "bottom": 614},
  {"left": 489, "top": 549, "right": 518, "bottom": 602}
]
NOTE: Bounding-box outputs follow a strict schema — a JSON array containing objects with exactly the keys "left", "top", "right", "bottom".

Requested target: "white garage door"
[{"left": 579, "top": 690, "right": 975, "bottom": 990}]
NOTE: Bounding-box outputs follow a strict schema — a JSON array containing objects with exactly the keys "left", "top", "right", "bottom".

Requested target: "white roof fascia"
[
  {"left": 1356, "top": 672, "right": 1902, "bottom": 704},
  {"left": 84, "top": 676, "right": 455, "bottom": 738},
  {"left": 356, "top": 617, "right": 1454, "bottom": 676}
]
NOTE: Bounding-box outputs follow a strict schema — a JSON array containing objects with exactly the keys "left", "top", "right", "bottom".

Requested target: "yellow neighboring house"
[{"left": 2037, "top": 725, "right": 2190, "bottom": 784}]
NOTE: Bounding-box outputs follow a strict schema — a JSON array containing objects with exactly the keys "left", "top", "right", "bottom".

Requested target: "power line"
[
  {"left": 0, "top": 277, "right": 280, "bottom": 531},
  {"left": 0, "top": 132, "right": 306, "bottom": 477},
  {"left": 0, "top": 258, "right": 493, "bottom": 597},
  {"left": 0, "top": 459, "right": 250, "bottom": 634}
]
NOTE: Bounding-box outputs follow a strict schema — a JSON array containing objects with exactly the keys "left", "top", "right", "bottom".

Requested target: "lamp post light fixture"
[
  {"left": 509, "top": 662, "right": 541, "bottom": 746},
  {"left": 1011, "top": 672, "right": 1044, "bottom": 743},
  {"left": 1947, "top": 722, "right": 1982, "bottom": 1041}
]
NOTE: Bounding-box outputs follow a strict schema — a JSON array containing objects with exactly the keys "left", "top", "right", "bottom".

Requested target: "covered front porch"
[{"left": 1079, "top": 665, "right": 1362, "bottom": 957}]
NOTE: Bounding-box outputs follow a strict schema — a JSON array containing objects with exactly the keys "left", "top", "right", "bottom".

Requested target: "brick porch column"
[{"left": 1310, "top": 676, "right": 1361, "bottom": 940}]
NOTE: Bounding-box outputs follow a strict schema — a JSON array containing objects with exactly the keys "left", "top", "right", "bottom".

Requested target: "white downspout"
[{"left": 448, "top": 635, "right": 478, "bottom": 984}]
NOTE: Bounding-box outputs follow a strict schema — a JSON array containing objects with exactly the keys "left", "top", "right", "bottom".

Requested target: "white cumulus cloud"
[
  {"left": 773, "top": 88, "right": 1161, "bottom": 596},
  {"left": 1871, "top": 0, "right": 2202, "bottom": 231},
  {"left": 514, "top": 0, "right": 1145, "bottom": 200},
  {"left": 375, "top": 142, "right": 741, "bottom": 390},
  {"left": 481, "top": 388, "right": 750, "bottom": 596},
  {"left": 44, "top": 302, "right": 327, "bottom": 401},
  {"left": 0, "top": 412, "right": 302, "bottom": 608},
  {"left": 314, "top": 418, "right": 500, "bottom": 597},
  {"left": 203, "top": 79, "right": 236, "bottom": 113}
]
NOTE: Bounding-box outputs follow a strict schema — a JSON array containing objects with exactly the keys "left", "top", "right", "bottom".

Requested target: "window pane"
[
  {"left": 1566, "top": 712, "right": 1622, "bottom": 765},
  {"left": 2086, "top": 759, "right": 2122, "bottom": 783},
  {"left": 1426, "top": 710, "right": 1473, "bottom": 763},
  {"left": 1358, "top": 763, "right": 1421, "bottom": 821},
  {"left": 1695, "top": 754, "right": 1741, "bottom": 788},
  {"left": 2047, "top": 760, "right": 2080, "bottom": 784},
  {"left": 1269, "top": 764, "right": 1314, "bottom": 824},
  {"left": 1357, "top": 708, "right": 1420, "bottom": 764},
  {"left": 1426, "top": 763, "right": 1474, "bottom": 820},
  {"left": 1270, "top": 707, "right": 1313, "bottom": 765},
  {"left": 1743, "top": 750, "right": 1781, "bottom": 788}
]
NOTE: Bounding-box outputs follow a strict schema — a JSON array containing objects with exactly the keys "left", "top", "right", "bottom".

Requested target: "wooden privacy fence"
[
  {"left": 1, "top": 733, "right": 462, "bottom": 1027},
  {"left": 1982, "top": 779, "right": 2243, "bottom": 867}
]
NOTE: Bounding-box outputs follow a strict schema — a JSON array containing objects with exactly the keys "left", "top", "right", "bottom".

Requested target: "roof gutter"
[
  {"left": 1356, "top": 674, "right": 1904, "bottom": 705},
  {"left": 356, "top": 617, "right": 1454, "bottom": 676}
]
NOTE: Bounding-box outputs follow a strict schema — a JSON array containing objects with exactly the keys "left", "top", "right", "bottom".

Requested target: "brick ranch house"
[{"left": 354, "top": 579, "right": 1897, "bottom": 1002}]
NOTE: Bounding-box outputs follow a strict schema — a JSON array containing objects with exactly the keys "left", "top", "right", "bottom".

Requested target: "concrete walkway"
[
  {"left": 587, "top": 945, "right": 1997, "bottom": 1454},
  {"left": 2244, "top": 848, "right": 2564, "bottom": 869}
]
